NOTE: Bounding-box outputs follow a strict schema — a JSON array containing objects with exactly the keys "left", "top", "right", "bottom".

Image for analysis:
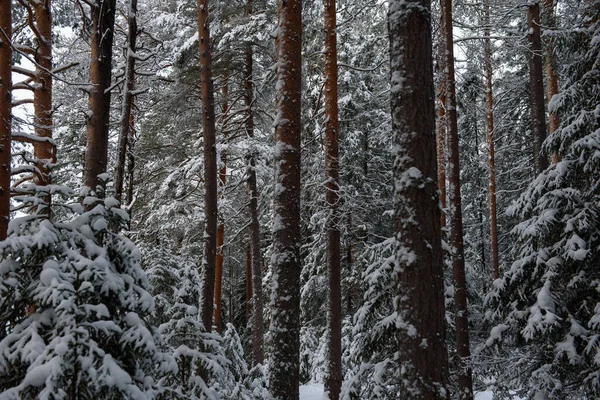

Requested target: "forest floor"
[{"left": 297, "top": 384, "right": 521, "bottom": 399}]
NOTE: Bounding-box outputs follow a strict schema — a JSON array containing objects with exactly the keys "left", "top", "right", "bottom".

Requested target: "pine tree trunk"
[
  {"left": 214, "top": 73, "right": 228, "bottom": 333},
  {"left": 528, "top": 2, "right": 549, "bottom": 174},
  {"left": 33, "top": 0, "right": 54, "bottom": 191},
  {"left": 115, "top": 0, "right": 137, "bottom": 204},
  {"left": 245, "top": 0, "right": 265, "bottom": 366},
  {"left": 84, "top": 0, "right": 116, "bottom": 191},
  {"left": 197, "top": 0, "right": 218, "bottom": 333},
  {"left": 0, "top": 1, "right": 11, "bottom": 240},
  {"left": 389, "top": 1, "right": 449, "bottom": 398},
  {"left": 269, "top": 0, "right": 302, "bottom": 397},
  {"left": 246, "top": 243, "right": 252, "bottom": 318},
  {"left": 126, "top": 111, "right": 135, "bottom": 205},
  {"left": 323, "top": 0, "right": 341, "bottom": 398},
  {"left": 436, "top": 14, "right": 447, "bottom": 229},
  {"left": 484, "top": 0, "right": 499, "bottom": 281},
  {"left": 542, "top": 0, "right": 561, "bottom": 164},
  {"left": 441, "top": 0, "right": 474, "bottom": 397}
]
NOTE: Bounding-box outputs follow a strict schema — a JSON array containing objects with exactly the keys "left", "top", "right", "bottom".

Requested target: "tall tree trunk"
[
  {"left": 323, "top": 0, "right": 341, "bottom": 398},
  {"left": 442, "top": 0, "right": 474, "bottom": 397},
  {"left": 0, "top": 0, "right": 11, "bottom": 240},
  {"left": 436, "top": 14, "right": 447, "bottom": 229},
  {"left": 126, "top": 111, "right": 135, "bottom": 205},
  {"left": 542, "top": 0, "right": 561, "bottom": 164},
  {"left": 528, "top": 2, "right": 549, "bottom": 174},
  {"left": 115, "top": 0, "right": 137, "bottom": 204},
  {"left": 484, "top": 0, "right": 499, "bottom": 281},
  {"left": 33, "top": 0, "right": 53, "bottom": 191},
  {"left": 269, "top": 0, "right": 302, "bottom": 398},
  {"left": 197, "top": 0, "right": 218, "bottom": 333},
  {"left": 214, "top": 73, "right": 228, "bottom": 333},
  {"left": 84, "top": 0, "right": 116, "bottom": 191},
  {"left": 245, "top": 0, "right": 264, "bottom": 366},
  {"left": 388, "top": 1, "right": 449, "bottom": 398},
  {"left": 246, "top": 243, "right": 252, "bottom": 318}
]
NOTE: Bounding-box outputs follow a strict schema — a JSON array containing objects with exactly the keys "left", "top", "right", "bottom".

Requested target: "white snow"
[{"left": 300, "top": 384, "right": 325, "bottom": 400}]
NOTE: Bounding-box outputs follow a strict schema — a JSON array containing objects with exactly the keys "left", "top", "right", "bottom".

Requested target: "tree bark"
[
  {"left": 389, "top": 1, "right": 449, "bottom": 398},
  {"left": 441, "top": 0, "right": 474, "bottom": 397},
  {"left": 542, "top": 0, "right": 561, "bottom": 164},
  {"left": 528, "top": 2, "right": 549, "bottom": 174},
  {"left": 126, "top": 112, "right": 135, "bottom": 205},
  {"left": 115, "top": 0, "right": 137, "bottom": 204},
  {"left": 484, "top": 0, "right": 499, "bottom": 281},
  {"left": 33, "top": 0, "right": 54, "bottom": 191},
  {"left": 0, "top": 0, "right": 11, "bottom": 240},
  {"left": 214, "top": 73, "right": 228, "bottom": 333},
  {"left": 436, "top": 14, "right": 447, "bottom": 229},
  {"left": 197, "top": 0, "right": 218, "bottom": 333},
  {"left": 269, "top": 0, "right": 302, "bottom": 398},
  {"left": 84, "top": 0, "right": 117, "bottom": 191},
  {"left": 245, "top": 0, "right": 265, "bottom": 366},
  {"left": 246, "top": 243, "right": 252, "bottom": 319},
  {"left": 323, "top": 0, "right": 341, "bottom": 398}
]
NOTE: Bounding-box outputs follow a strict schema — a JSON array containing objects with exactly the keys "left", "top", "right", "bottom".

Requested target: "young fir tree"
[{"left": 482, "top": 4, "right": 600, "bottom": 398}]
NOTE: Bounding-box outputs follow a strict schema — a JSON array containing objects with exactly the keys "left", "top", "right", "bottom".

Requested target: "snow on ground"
[
  {"left": 298, "top": 384, "right": 519, "bottom": 400},
  {"left": 300, "top": 384, "right": 325, "bottom": 400}
]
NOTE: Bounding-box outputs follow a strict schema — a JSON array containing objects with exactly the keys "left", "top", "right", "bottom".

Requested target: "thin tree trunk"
[
  {"left": 0, "top": 0, "right": 11, "bottom": 240},
  {"left": 246, "top": 243, "right": 252, "bottom": 319},
  {"left": 436, "top": 14, "right": 447, "bottom": 229},
  {"left": 389, "top": 1, "right": 449, "bottom": 398},
  {"left": 245, "top": 0, "right": 265, "bottom": 366},
  {"left": 528, "top": 2, "right": 549, "bottom": 174},
  {"left": 484, "top": 0, "right": 499, "bottom": 281},
  {"left": 197, "top": 0, "right": 218, "bottom": 333},
  {"left": 442, "top": 0, "right": 474, "bottom": 397},
  {"left": 84, "top": 0, "right": 117, "bottom": 191},
  {"left": 33, "top": 0, "right": 53, "bottom": 192},
  {"left": 126, "top": 111, "right": 135, "bottom": 205},
  {"left": 115, "top": 0, "right": 137, "bottom": 204},
  {"left": 214, "top": 73, "right": 228, "bottom": 333},
  {"left": 323, "top": 0, "right": 341, "bottom": 398},
  {"left": 269, "top": 0, "right": 302, "bottom": 397},
  {"left": 542, "top": 0, "right": 561, "bottom": 164}
]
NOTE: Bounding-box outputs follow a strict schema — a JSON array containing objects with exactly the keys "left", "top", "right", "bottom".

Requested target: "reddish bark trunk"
[
  {"left": 442, "top": 0, "right": 474, "bottom": 397},
  {"left": 214, "top": 74, "right": 228, "bottom": 333},
  {"left": 115, "top": 0, "right": 138, "bottom": 203},
  {"left": 484, "top": 0, "right": 499, "bottom": 281},
  {"left": 269, "top": 0, "right": 302, "bottom": 397},
  {"left": 323, "top": 0, "right": 341, "bottom": 398},
  {"left": 197, "top": 0, "right": 218, "bottom": 332},
  {"left": 389, "top": 0, "right": 449, "bottom": 397},
  {"left": 528, "top": 2, "right": 549, "bottom": 174},
  {"left": 0, "top": 0, "right": 11, "bottom": 240},
  {"left": 84, "top": 0, "right": 117, "bottom": 191},
  {"left": 542, "top": 0, "right": 561, "bottom": 164},
  {"left": 245, "top": 0, "right": 265, "bottom": 366},
  {"left": 33, "top": 0, "right": 54, "bottom": 191},
  {"left": 126, "top": 112, "right": 135, "bottom": 205}
]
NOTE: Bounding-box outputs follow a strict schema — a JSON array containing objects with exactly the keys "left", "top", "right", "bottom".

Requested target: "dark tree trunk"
[
  {"left": 323, "top": 0, "right": 341, "bottom": 398},
  {"left": 126, "top": 112, "right": 135, "bottom": 206},
  {"left": 245, "top": 0, "right": 265, "bottom": 366},
  {"left": 542, "top": 0, "right": 561, "bottom": 164},
  {"left": 388, "top": 1, "right": 449, "bottom": 398},
  {"left": 84, "top": 0, "right": 116, "bottom": 191},
  {"left": 197, "top": 0, "right": 218, "bottom": 332},
  {"left": 214, "top": 73, "right": 228, "bottom": 333},
  {"left": 246, "top": 243, "right": 252, "bottom": 319},
  {"left": 33, "top": 0, "right": 54, "bottom": 192},
  {"left": 269, "top": 0, "right": 302, "bottom": 398},
  {"left": 441, "top": 0, "right": 474, "bottom": 397},
  {"left": 115, "top": 0, "right": 137, "bottom": 204},
  {"left": 528, "top": 2, "right": 549, "bottom": 174},
  {"left": 484, "top": 0, "right": 499, "bottom": 281},
  {"left": 0, "top": 0, "right": 11, "bottom": 240},
  {"left": 436, "top": 14, "right": 447, "bottom": 229}
]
